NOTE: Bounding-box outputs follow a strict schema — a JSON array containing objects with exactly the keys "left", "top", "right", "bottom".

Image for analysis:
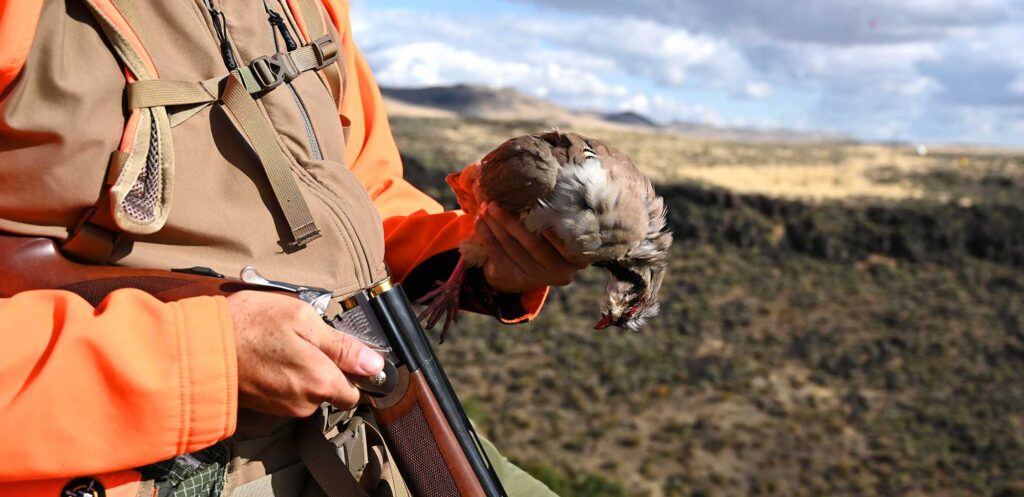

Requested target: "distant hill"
[
  {"left": 381, "top": 84, "right": 653, "bottom": 130},
  {"left": 669, "top": 120, "right": 851, "bottom": 143},
  {"left": 381, "top": 84, "right": 587, "bottom": 126},
  {"left": 381, "top": 84, "right": 847, "bottom": 142},
  {"left": 601, "top": 111, "right": 659, "bottom": 127}
]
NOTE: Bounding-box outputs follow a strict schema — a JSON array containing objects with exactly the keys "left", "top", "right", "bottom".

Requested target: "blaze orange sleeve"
[
  {"left": 0, "top": 0, "right": 44, "bottom": 91},
  {"left": 322, "top": 0, "right": 547, "bottom": 323},
  {"left": 0, "top": 289, "right": 237, "bottom": 480}
]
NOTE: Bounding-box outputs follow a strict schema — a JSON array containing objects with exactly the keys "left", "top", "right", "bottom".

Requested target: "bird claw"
[{"left": 415, "top": 260, "right": 467, "bottom": 343}]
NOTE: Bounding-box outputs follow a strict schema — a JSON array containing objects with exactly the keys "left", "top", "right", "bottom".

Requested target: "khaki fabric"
[
  {"left": 0, "top": 0, "right": 386, "bottom": 495},
  {"left": 0, "top": 0, "right": 387, "bottom": 294},
  {"left": 0, "top": 1, "right": 559, "bottom": 496}
]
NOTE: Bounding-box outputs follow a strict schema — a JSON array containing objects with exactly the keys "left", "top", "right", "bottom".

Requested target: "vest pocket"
[{"left": 294, "top": 157, "right": 388, "bottom": 285}]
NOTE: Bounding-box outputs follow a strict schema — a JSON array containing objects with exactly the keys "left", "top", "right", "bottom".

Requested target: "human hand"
[
  {"left": 227, "top": 291, "right": 385, "bottom": 417},
  {"left": 476, "top": 202, "right": 588, "bottom": 293}
]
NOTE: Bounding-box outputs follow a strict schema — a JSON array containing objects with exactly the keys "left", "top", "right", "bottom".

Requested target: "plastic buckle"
[
  {"left": 250, "top": 53, "right": 299, "bottom": 91},
  {"left": 311, "top": 36, "right": 339, "bottom": 69}
]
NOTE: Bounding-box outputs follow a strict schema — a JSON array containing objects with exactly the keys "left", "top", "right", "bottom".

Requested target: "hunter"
[{"left": 0, "top": 0, "right": 582, "bottom": 495}]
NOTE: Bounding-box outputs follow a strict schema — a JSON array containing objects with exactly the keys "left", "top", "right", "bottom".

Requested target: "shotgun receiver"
[{"left": 0, "top": 234, "right": 507, "bottom": 497}]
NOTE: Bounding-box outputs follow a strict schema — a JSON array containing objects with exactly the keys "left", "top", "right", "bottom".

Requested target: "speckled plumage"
[{"left": 420, "top": 130, "right": 673, "bottom": 336}]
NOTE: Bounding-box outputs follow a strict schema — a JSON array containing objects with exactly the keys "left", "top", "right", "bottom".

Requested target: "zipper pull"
[
  {"left": 206, "top": 3, "right": 238, "bottom": 70},
  {"left": 267, "top": 10, "right": 298, "bottom": 52}
]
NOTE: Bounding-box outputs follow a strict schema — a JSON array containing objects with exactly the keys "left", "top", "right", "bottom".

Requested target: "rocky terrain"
[{"left": 387, "top": 101, "right": 1024, "bottom": 497}]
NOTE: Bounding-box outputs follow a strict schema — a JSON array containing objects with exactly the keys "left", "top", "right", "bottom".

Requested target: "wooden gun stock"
[
  {"left": 0, "top": 234, "right": 506, "bottom": 497},
  {"left": 0, "top": 235, "right": 249, "bottom": 303}
]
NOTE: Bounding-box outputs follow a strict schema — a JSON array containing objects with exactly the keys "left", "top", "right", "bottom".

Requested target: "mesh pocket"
[{"left": 122, "top": 123, "right": 161, "bottom": 222}]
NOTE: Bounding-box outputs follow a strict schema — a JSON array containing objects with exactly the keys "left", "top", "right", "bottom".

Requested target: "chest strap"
[
  {"left": 128, "top": 36, "right": 337, "bottom": 124},
  {"left": 67, "top": 0, "right": 334, "bottom": 262},
  {"left": 122, "top": 38, "right": 339, "bottom": 249}
]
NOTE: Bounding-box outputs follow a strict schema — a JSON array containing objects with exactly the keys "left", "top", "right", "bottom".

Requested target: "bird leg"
[{"left": 416, "top": 255, "right": 468, "bottom": 342}]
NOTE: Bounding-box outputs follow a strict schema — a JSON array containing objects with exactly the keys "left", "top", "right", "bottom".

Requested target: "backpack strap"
[
  {"left": 296, "top": 406, "right": 371, "bottom": 497},
  {"left": 122, "top": 36, "right": 341, "bottom": 248},
  {"left": 63, "top": 0, "right": 170, "bottom": 262},
  {"left": 287, "top": 0, "right": 344, "bottom": 104},
  {"left": 66, "top": 0, "right": 330, "bottom": 262}
]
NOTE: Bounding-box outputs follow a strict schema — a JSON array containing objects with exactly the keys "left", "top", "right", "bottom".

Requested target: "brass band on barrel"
[
  {"left": 339, "top": 294, "right": 360, "bottom": 312},
  {"left": 367, "top": 278, "right": 394, "bottom": 298},
  {"left": 339, "top": 278, "right": 393, "bottom": 312}
]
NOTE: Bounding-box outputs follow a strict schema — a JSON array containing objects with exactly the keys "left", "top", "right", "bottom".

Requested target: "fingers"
[
  {"left": 479, "top": 210, "right": 536, "bottom": 276},
  {"left": 229, "top": 291, "right": 382, "bottom": 414},
  {"left": 296, "top": 328, "right": 383, "bottom": 411},
  {"left": 485, "top": 204, "right": 569, "bottom": 273},
  {"left": 543, "top": 230, "right": 588, "bottom": 268},
  {"left": 481, "top": 204, "right": 581, "bottom": 287},
  {"left": 476, "top": 220, "right": 526, "bottom": 293},
  {"left": 310, "top": 322, "right": 385, "bottom": 376},
  {"left": 297, "top": 342, "right": 360, "bottom": 411}
]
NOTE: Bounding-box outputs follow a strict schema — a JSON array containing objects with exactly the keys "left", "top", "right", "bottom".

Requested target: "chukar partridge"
[{"left": 418, "top": 130, "right": 672, "bottom": 339}]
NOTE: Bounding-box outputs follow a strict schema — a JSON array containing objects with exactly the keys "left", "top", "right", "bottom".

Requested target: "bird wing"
[
  {"left": 477, "top": 135, "right": 561, "bottom": 213},
  {"left": 591, "top": 139, "right": 672, "bottom": 265}
]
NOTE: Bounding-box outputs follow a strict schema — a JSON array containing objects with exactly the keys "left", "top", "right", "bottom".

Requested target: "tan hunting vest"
[
  {"left": 0, "top": 0, "right": 402, "bottom": 495},
  {"left": 0, "top": 0, "right": 388, "bottom": 293}
]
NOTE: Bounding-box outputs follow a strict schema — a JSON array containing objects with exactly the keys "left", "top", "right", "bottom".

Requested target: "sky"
[{"left": 349, "top": 0, "right": 1024, "bottom": 147}]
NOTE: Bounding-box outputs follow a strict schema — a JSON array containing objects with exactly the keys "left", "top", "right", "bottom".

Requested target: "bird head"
[
  {"left": 593, "top": 261, "right": 667, "bottom": 331},
  {"left": 593, "top": 178, "right": 672, "bottom": 331}
]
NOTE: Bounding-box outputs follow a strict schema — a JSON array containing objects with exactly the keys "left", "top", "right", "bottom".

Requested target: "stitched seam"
[
  {"left": 181, "top": 303, "right": 192, "bottom": 448},
  {"left": 292, "top": 162, "right": 376, "bottom": 283},
  {"left": 255, "top": 95, "right": 370, "bottom": 284},
  {"left": 293, "top": 167, "right": 369, "bottom": 287},
  {"left": 173, "top": 303, "right": 188, "bottom": 454},
  {"left": 218, "top": 298, "right": 236, "bottom": 438}
]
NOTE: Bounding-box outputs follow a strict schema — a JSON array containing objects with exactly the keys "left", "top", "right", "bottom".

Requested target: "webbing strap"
[
  {"left": 221, "top": 73, "right": 321, "bottom": 246},
  {"left": 128, "top": 78, "right": 220, "bottom": 109},
  {"left": 230, "top": 463, "right": 309, "bottom": 497},
  {"left": 238, "top": 37, "right": 337, "bottom": 94},
  {"left": 294, "top": 0, "right": 343, "bottom": 102},
  {"left": 61, "top": 151, "right": 130, "bottom": 263},
  {"left": 62, "top": 212, "right": 119, "bottom": 263},
  {"left": 127, "top": 38, "right": 337, "bottom": 110},
  {"left": 296, "top": 410, "right": 369, "bottom": 497}
]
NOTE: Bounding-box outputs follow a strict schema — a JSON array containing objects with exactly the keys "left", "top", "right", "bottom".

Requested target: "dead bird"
[{"left": 417, "top": 130, "right": 673, "bottom": 339}]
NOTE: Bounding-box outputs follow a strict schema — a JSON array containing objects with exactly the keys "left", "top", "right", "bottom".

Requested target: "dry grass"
[
  {"left": 390, "top": 115, "right": 1024, "bottom": 497},
  {"left": 390, "top": 116, "right": 1024, "bottom": 207}
]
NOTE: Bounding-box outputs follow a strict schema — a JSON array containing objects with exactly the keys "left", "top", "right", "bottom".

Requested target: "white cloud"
[
  {"left": 745, "top": 82, "right": 773, "bottom": 98},
  {"left": 1010, "top": 75, "right": 1024, "bottom": 96},
  {"left": 619, "top": 93, "right": 651, "bottom": 114},
  {"left": 350, "top": 1, "right": 1024, "bottom": 146}
]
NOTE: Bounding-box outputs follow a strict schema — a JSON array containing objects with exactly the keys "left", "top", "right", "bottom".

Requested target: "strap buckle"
[
  {"left": 249, "top": 53, "right": 299, "bottom": 91},
  {"left": 311, "top": 36, "right": 339, "bottom": 69}
]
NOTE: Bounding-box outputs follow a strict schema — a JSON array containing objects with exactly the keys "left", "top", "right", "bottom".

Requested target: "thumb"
[{"left": 311, "top": 323, "right": 385, "bottom": 376}]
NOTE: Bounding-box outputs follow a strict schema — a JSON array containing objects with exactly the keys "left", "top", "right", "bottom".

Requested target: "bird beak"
[{"left": 593, "top": 315, "right": 613, "bottom": 330}]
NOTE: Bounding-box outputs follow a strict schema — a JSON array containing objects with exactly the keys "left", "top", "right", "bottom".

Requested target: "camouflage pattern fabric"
[{"left": 138, "top": 443, "right": 229, "bottom": 497}]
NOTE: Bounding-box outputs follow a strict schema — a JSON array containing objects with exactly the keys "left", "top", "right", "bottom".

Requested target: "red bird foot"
[{"left": 416, "top": 258, "right": 468, "bottom": 343}]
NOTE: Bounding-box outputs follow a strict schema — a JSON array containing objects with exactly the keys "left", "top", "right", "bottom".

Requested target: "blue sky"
[{"left": 350, "top": 0, "right": 1024, "bottom": 147}]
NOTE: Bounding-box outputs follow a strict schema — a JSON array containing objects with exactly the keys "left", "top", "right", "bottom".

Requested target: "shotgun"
[{"left": 0, "top": 234, "right": 507, "bottom": 497}]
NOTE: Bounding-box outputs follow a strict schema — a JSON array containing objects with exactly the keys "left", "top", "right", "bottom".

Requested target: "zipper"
[
  {"left": 203, "top": 0, "right": 238, "bottom": 70},
  {"left": 263, "top": 0, "right": 324, "bottom": 161},
  {"left": 287, "top": 86, "right": 324, "bottom": 160},
  {"left": 267, "top": 8, "right": 298, "bottom": 51},
  {"left": 193, "top": 0, "right": 373, "bottom": 282}
]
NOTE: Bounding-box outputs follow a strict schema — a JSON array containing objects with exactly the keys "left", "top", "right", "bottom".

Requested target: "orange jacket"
[{"left": 0, "top": 0, "right": 546, "bottom": 494}]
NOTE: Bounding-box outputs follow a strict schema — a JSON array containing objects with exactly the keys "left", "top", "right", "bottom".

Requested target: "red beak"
[{"left": 593, "top": 315, "right": 613, "bottom": 330}]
